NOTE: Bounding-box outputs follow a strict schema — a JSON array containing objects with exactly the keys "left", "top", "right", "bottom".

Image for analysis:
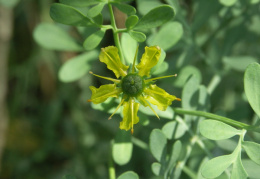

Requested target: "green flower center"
[{"left": 121, "top": 74, "right": 144, "bottom": 97}]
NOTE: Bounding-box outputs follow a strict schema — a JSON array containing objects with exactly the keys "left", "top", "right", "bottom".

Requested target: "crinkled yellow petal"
[
  {"left": 144, "top": 84, "right": 177, "bottom": 111},
  {"left": 99, "top": 46, "right": 129, "bottom": 78},
  {"left": 120, "top": 98, "right": 140, "bottom": 132},
  {"left": 136, "top": 46, "right": 161, "bottom": 77},
  {"left": 89, "top": 84, "right": 122, "bottom": 104}
]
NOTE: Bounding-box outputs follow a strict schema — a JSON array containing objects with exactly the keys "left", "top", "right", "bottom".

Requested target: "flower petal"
[
  {"left": 144, "top": 84, "right": 177, "bottom": 111},
  {"left": 136, "top": 46, "right": 161, "bottom": 77},
  {"left": 99, "top": 46, "right": 129, "bottom": 78},
  {"left": 120, "top": 98, "right": 140, "bottom": 132},
  {"left": 89, "top": 84, "right": 122, "bottom": 104}
]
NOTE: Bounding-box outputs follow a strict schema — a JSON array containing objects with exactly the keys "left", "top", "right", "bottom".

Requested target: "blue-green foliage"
[{"left": 2, "top": 0, "right": 260, "bottom": 178}]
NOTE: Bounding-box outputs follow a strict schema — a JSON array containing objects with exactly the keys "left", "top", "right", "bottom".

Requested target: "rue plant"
[{"left": 32, "top": 0, "right": 260, "bottom": 178}]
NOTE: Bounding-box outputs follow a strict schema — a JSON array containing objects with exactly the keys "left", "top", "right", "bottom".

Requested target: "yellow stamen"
[
  {"left": 145, "top": 74, "right": 177, "bottom": 83},
  {"left": 108, "top": 96, "right": 126, "bottom": 120},
  {"left": 132, "top": 45, "right": 139, "bottom": 73},
  {"left": 89, "top": 71, "right": 120, "bottom": 83},
  {"left": 176, "top": 98, "right": 181, "bottom": 101}
]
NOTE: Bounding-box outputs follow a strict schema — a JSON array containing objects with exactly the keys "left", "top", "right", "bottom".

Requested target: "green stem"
[
  {"left": 207, "top": 74, "right": 221, "bottom": 94},
  {"left": 131, "top": 136, "right": 149, "bottom": 150},
  {"left": 109, "top": 141, "right": 116, "bottom": 179},
  {"left": 173, "top": 108, "right": 260, "bottom": 133},
  {"left": 182, "top": 166, "right": 197, "bottom": 179},
  {"left": 108, "top": 3, "right": 125, "bottom": 64}
]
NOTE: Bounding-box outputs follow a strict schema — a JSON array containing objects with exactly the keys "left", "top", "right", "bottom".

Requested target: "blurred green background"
[{"left": 0, "top": 0, "right": 260, "bottom": 179}]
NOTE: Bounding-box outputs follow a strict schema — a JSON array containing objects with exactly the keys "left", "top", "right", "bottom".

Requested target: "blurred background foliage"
[{"left": 0, "top": 0, "right": 260, "bottom": 179}]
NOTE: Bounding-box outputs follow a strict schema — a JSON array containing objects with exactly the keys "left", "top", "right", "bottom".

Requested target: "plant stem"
[
  {"left": 108, "top": 3, "right": 125, "bottom": 64},
  {"left": 131, "top": 136, "right": 149, "bottom": 150},
  {"left": 182, "top": 166, "right": 197, "bottom": 179},
  {"left": 109, "top": 142, "right": 116, "bottom": 179},
  {"left": 207, "top": 74, "right": 221, "bottom": 94},
  {"left": 173, "top": 108, "right": 260, "bottom": 133}
]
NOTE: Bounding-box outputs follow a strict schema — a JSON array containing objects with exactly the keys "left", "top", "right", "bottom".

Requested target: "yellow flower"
[{"left": 88, "top": 46, "right": 181, "bottom": 134}]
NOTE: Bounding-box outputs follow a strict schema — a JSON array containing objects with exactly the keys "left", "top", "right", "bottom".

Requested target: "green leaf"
[
  {"left": 147, "top": 22, "right": 183, "bottom": 51},
  {"left": 121, "top": 33, "right": 138, "bottom": 65},
  {"left": 83, "top": 29, "right": 106, "bottom": 50},
  {"left": 151, "top": 62, "right": 168, "bottom": 75},
  {"left": 112, "top": 2, "right": 136, "bottom": 16},
  {"left": 244, "top": 63, "right": 260, "bottom": 118},
  {"left": 92, "top": 13, "right": 103, "bottom": 25},
  {"left": 0, "top": 0, "right": 19, "bottom": 8},
  {"left": 219, "top": 0, "right": 237, "bottom": 6},
  {"left": 151, "top": 162, "right": 161, "bottom": 176},
  {"left": 136, "top": 0, "right": 163, "bottom": 15},
  {"left": 231, "top": 156, "right": 248, "bottom": 179},
  {"left": 87, "top": 3, "right": 105, "bottom": 17},
  {"left": 129, "top": 31, "right": 146, "bottom": 42},
  {"left": 173, "top": 66, "right": 202, "bottom": 88},
  {"left": 242, "top": 159, "right": 260, "bottom": 178},
  {"left": 182, "top": 75, "right": 200, "bottom": 110},
  {"left": 200, "top": 120, "right": 240, "bottom": 140},
  {"left": 33, "top": 23, "right": 83, "bottom": 51},
  {"left": 223, "top": 56, "right": 257, "bottom": 72},
  {"left": 162, "top": 120, "right": 187, "bottom": 140},
  {"left": 166, "top": 140, "right": 182, "bottom": 174},
  {"left": 50, "top": 3, "right": 94, "bottom": 26},
  {"left": 242, "top": 141, "right": 260, "bottom": 165},
  {"left": 125, "top": 15, "right": 139, "bottom": 29},
  {"left": 216, "top": 139, "right": 238, "bottom": 152},
  {"left": 134, "top": 5, "right": 175, "bottom": 30},
  {"left": 201, "top": 154, "right": 235, "bottom": 178},
  {"left": 58, "top": 51, "right": 98, "bottom": 82},
  {"left": 60, "top": 0, "right": 101, "bottom": 6},
  {"left": 117, "top": 171, "right": 139, "bottom": 179},
  {"left": 113, "top": 130, "right": 133, "bottom": 165},
  {"left": 250, "top": 0, "right": 260, "bottom": 4},
  {"left": 149, "top": 129, "right": 167, "bottom": 162}
]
